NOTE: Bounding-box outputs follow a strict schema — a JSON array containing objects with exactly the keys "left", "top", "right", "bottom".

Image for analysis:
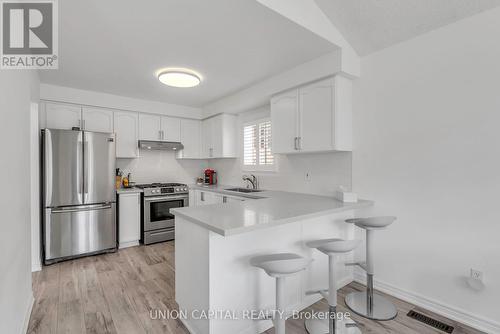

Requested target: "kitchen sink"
[{"left": 225, "top": 187, "right": 263, "bottom": 193}]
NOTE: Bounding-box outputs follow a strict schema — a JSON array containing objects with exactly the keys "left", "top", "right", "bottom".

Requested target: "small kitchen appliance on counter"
[
  {"left": 135, "top": 183, "right": 188, "bottom": 244},
  {"left": 204, "top": 168, "right": 217, "bottom": 185}
]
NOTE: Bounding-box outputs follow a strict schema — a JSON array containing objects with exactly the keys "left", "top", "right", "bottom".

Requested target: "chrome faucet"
[{"left": 242, "top": 174, "right": 258, "bottom": 189}]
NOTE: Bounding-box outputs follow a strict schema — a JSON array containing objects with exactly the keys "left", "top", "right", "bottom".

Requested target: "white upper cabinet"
[
  {"left": 271, "top": 76, "right": 352, "bottom": 154},
  {"left": 139, "top": 114, "right": 182, "bottom": 142},
  {"left": 45, "top": 102, "right": 82, "bottom": 130},
  {"left": 161, "top": 116, "right": 181, "bottom": 142},
  {"left": 114, "top": 111, "right": 139, "bottom": 158},
  {"left": 82, "top": 107, "right": 114, "bottom": 133},
  {"left": 271, "top": 89, "right": 299, "bottom": 154},
  {"left": 202, "top": 114, "right": 236, "bottom": 159},
  {"left": 139, "top": 113, "right": 161, "bottom": 141},
  {"left": 299, "top": 79, "right": 334, "bottom": 152},
  {"left": 177, "top": 119, "right": 201, "bottom": 159},
  {"left": 202, "top": 117, "right": 213, "bottom": 158}
]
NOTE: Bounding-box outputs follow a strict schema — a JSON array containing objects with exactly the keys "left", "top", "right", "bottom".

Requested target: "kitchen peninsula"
[{"left": 172, "top": 186, "right": 372, "bottom": 334}]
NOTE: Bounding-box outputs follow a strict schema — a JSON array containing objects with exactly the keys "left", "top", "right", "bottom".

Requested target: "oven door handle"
[{"left": 144, "top": 195, "right": 188, "bottom": 202}]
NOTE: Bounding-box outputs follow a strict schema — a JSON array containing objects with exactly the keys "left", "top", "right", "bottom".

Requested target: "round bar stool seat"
[
  {"left": 306, "top": 238, "right": 361, "bottom": 255},
  {"left": 346, "top": 216, "right": 395, "bottom": 229},
  {"left": 251, "top": 253, "right": 311, "bottom": 334},
  {"left": 250, "top": 253, "right": 311, "bottom": 277},
  {"left": 344, "top": 216, "right": 398, "bottom": 321},
  {"left": 304, "top": 239, "right": 362, "bottom": 334}
]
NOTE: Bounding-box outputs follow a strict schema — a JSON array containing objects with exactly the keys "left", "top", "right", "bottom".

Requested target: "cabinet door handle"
[
  {"left": 223, "top": 196, "right": 227, "bottom": 203},
  {"left": 200, "top": 192, "right": 205, "bottom": 201},
  {"left": 294, "top": 137, "right": 298, "bottom": 150}
]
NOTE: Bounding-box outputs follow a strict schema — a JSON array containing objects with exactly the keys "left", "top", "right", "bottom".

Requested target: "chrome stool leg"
[
  {"left": 304, "top": 239, "right": 362, "bottom": 334},
  {"left": 250, "top": 253, "right": 312, "bottom": 334},
  {"left": 344, "top": 219, "right": 398, "bottom": 321}
]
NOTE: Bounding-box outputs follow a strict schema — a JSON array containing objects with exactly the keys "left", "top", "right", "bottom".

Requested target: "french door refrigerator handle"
[
  {"left": 82, "top": 132, "right": 88, "bottom": 203},
  {"left": 51, "top": 203, "right": 112, "bottom": 214}
]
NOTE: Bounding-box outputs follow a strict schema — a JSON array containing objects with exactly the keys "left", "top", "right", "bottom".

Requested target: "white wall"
[
  {"left": 210, "top": 106, "right": 352, "bottom": 196},
  {"left": 117, "top": 151, "right": 207, "bottom": 185},
  {"left": 203, "top": 51, "right": 342, "bottom": 117},
  {"left": 0, "top": 70, "right": 39, "bottom": 334},
  {"left": 352, "top": 7, "right": 500, "bottom": 332},
  {"left": 40, "top": 83, "right": 203, "bottom": 119},
  {"left": 30, "top": 100, "right": 41, "bottom": 272}
]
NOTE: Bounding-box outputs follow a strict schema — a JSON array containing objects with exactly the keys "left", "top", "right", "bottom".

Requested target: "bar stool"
[
  {"left": 305, "top": 238, "right": 362, "bottom": 334},
  {"left": 250, "top": 253, "right": 312, "bottom": 334},
  {"left": 344, "top": 216, "right": 397, "bottom": 321}
]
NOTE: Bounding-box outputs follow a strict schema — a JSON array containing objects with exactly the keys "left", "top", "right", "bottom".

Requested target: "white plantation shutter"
[
  {"left": 243, "top": 124, "right": 257, "bottom": 166},
  {"left": 258, "top": 121, "right": 273, "bottom": 165},
  {"left": 243, "top": 119, "right": 275, "bottom": 171}
]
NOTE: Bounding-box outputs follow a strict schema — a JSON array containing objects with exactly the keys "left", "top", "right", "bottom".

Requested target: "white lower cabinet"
[
  {"left": 118, "top": 192, "right": 141, "bottom": 248},
  {"left": 194, "top": 190, "right": 217, "bottom": 206},
  {"left": 191, "top": 189, "right": 246, "bottom": 206},
  {"left": 225, "top": 196, "right": 245, "bottom": 203}
]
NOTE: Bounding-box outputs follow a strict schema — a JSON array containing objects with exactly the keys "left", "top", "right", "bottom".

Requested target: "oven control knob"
[{"left": 183, "top": 187, "right": 187, "bottom": 191}]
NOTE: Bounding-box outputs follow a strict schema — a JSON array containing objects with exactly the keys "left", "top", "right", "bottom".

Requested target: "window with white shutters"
[{"left": 243, "top": 119, "right": 275, "bottom": 171}]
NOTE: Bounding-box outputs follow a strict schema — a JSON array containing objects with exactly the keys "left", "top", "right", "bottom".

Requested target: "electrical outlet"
[
  {"left": 305, "top": 171, "right": 312, "bottom": 182},
  {"left": 470, "top": 269, "right": 483, "bottom": 281}
]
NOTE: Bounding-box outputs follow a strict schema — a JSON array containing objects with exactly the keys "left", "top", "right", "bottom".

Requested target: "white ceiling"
[
  {"left": 315, "top": 0, "right": 500, "bottom": 56},
  {"left": 39, "top": 0, "right": 337, "bottom": 107}
]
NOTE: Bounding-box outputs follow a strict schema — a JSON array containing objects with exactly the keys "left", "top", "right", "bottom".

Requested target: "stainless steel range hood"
[{"left": 138, "top": 140, "right": 184, "bottom": 151}]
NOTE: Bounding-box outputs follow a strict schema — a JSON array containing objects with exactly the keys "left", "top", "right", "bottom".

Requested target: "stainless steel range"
[{"left": 136, "top": 183, "right": 188, "bottom": 244}]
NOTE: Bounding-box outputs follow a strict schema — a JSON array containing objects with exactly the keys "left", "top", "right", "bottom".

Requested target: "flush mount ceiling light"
[{"left": 157, "top": 68, "right": 202, "bottom": 88}]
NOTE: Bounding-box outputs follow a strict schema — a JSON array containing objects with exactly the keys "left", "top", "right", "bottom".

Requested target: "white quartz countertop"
[
  {"left": 172, "top": 185, "right": 373, "bottom": 236},
  {"left": 116, "top": 187, "right": 143, "bottom": 194}
]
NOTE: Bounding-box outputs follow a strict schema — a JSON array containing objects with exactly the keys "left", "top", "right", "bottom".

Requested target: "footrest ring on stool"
[{"left": 345, "top": 291, "right": 397, "bottom": 321}]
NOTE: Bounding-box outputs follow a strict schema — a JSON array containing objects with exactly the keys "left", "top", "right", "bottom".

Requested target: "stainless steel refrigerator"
[{"left": 42, "top": 129, "right": 117, "bottom": 264}]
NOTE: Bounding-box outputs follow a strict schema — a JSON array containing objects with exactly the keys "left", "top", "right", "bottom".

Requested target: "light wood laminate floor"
[{"left": 28, "top": 242, "right": 484, "bottom": 334}]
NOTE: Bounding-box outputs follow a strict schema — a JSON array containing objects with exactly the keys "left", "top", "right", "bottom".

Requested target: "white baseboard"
[
  {"left": 31, "top": 262, "right": 41, "bottom": 272},
  {"left": 353, "top": 273, "right": 500, "bottom": 334},
  {"left": 21, "top": 293, "right": 34, "bottom": 334},
  {"left": 179, "top": 317, "right": 199, "bottom": 334},
  {"left": 180, "top": 276, "right": 354, "bottom": 334},
  {"left": 119, "top": 240, "right": 139, "bottom": 249}
]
